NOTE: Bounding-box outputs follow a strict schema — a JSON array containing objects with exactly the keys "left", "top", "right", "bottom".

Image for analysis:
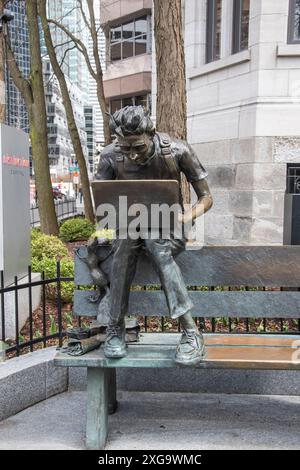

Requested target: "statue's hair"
[{"left": 109, "top": 106, "right": 155, "bottom": 137}]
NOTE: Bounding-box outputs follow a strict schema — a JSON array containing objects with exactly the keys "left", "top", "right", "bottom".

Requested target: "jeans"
[{"left": 109, "top": 237, "right": 194, "bottom": 324}]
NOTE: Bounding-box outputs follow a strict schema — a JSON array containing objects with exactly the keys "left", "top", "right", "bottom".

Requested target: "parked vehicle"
[{"left": 52, "top": 188, "right": 66, "bottom": 201}]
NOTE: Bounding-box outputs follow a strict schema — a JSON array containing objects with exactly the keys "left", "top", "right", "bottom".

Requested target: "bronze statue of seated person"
[{"left": 94, "top": 106, "right": 213, "bottom": 366}]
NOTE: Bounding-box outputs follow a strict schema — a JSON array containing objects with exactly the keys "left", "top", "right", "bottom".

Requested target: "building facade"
[
  {"left": 185, "top": 0, "right": 300, "bottom": 245},
  {"left": 43, "top": 59, "right": 88, "bottom": 179},
  {"left": 46, "top": 0, "right": 89, "bottom": 96},
  {"left": 100, "top": 0, "right": 152, "bottom": 115},
  {"left": 5, "top": 0, "right": 29, "bottom": 134},
  {"left": 84, "top": 105, "right": 96, "bottom": 174},
  {"left": 87, "top": 0, "right": 106, "bottom": 147}
]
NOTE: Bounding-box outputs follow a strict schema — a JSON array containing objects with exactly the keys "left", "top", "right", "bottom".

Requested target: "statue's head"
[{"left": 109, "top": 106, "right": 155, "bottom": 165}]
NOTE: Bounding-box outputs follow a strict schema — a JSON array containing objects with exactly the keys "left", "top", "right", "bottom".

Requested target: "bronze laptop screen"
[{"left": 91, "top": 180, "right": 180, "bottom": 231}]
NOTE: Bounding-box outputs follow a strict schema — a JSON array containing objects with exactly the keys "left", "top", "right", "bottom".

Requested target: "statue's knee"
[
  {"left": 114, "top": 238, "right": 141, "bottom": 256},
  {"left": 144, "top": 239, "right": 173, "bottom": 261}
]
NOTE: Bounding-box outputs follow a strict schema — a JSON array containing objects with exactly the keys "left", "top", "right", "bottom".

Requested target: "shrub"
[
  {"left": 31, "top": 229, "right": 74, "bottom": 303},
  {"left": 90, "top": 229, "right": 116, "bottom": 242},
  {"left": 31, "top": 255, "right": 74, "bottom": 303},
  {"left": 59, "top": 218, "right": 95, "bottom": 242},
  {"left": 31, "top": 232, "right": 68, "bottom": 261},
  {"left": 31, "top": 227, "right": 41, "bottom": 240}
]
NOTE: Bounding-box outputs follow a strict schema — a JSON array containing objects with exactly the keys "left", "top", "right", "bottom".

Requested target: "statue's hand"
[
  {"left": 87, "top": 236, "right": 98, "bottom": 251},
  {"left": 178, "top": 212, "right": 192, "bottom": 226}
]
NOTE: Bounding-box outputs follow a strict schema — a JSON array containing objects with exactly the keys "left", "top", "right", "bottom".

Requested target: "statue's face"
[{"left": 117, "top": 133, "right": 154, "bottom": 165}]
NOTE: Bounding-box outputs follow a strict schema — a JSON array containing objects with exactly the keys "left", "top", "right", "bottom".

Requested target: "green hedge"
[
  {"left": 31, "top": 231, "right": 68, "bottom": 261},
  {"left": 31, "top": 230, "right": 74, "bottom": 303},
  {"left": 59, "top": 218, "right": 95, "bottom": 243}
]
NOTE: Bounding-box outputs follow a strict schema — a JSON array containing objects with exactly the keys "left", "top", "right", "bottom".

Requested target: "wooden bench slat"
[
  {"left": 54, "top": 334, "right": 300, "bottom": 371},
  {"left": 74, "top": 246, "right": 300, "bottom": 287},
  {"left": 73, "top": 290, "right": 300, "bottom": 318}
]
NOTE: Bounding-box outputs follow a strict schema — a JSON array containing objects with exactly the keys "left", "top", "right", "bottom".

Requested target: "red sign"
[{"left": 2, "top": 155, "right": 29, "bottom": 167}]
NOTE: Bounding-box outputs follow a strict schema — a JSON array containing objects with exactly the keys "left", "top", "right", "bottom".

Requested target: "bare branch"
[
  {"left": 87, "top": 0, "right": 103, "bottom": 80},
  {"left": 77, "top": 0, "right": 92, "bottom": 33},
  {"left": 48, "top": 18, "right": 96, "bottom": 80},
  {"left": 4, "top": 34, "right": 33, "bottom": 105},
  {"left": 55, "top": 5, "right": 79, "bottom": 24},
  {"left": 59, "top": 44, "right": 77, "bottom": 69},
  {"left": 54, "top": 39, "right": 73, "bottom": 50}
]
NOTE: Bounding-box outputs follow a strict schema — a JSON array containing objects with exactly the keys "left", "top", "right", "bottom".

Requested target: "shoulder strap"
[
  {"left": 114, "top": 140, "right": 125, "bottom": 180},
  {"left": 116, "top": 154, "right": 125, "bottom": 180},
  {"left": 156, "top": 132, "right": 180, "bottom": 181}
]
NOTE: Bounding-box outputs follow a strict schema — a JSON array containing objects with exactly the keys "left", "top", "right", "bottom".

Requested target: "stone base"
[
  {"left": 0, "top": 347, "right": 67, "bottom": 421},
  {"left": 0, "top": 342, "right": 6, "bottom": 362}
]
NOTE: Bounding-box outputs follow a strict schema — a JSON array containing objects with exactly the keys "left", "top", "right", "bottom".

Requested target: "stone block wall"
[
  {"left": 184, "top": 0, "right": 300, "bottom": 245},
  {"left": 196, "top": 136, "right": 300, "bottom": 245}
]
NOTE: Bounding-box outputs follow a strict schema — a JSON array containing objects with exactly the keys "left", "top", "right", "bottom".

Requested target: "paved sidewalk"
[{"left": 0, "top": 391, "right": 300, "bottom": 450}]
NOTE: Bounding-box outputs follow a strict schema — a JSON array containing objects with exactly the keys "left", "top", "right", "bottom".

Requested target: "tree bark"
[
  {"left": 4, "top": 0, "right": 58, "bottom": 234},
  {"left": 39, "top": 0, "right": 95, "bottom": 223},
  {"left": 87, "top": 0, "right": 111, "bottom": 146},
  {"left": 0, "top": 0, "right": 5, "bottom": 123},
  {"left": 154, "top": 0, "right": 190, "bottom": 203},
  {"left": 25, "top": 0, "right": 58, "bottom": 235}
]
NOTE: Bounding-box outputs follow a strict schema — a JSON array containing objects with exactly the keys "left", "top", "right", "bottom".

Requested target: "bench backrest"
[{"left": 73, "top": 245, "right": 300, "bottom": 319}]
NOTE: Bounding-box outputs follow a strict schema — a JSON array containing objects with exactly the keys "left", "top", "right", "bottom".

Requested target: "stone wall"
[
  {"left": 184, "top": 0, "right": 300, "bottom": 245},
  {"left": 196, "top": 136, "right": 295, "bottom": 245}
]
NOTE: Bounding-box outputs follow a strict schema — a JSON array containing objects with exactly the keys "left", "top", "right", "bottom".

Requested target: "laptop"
[{"left": 91, "top": 180, "right": 181, "bottom": 234}]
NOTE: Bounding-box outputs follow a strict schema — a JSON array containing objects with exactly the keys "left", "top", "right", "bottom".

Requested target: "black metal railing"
[
  {"left": 140, "top": 285, "right": 300, "bottom": 336},
  {"left": 1, "top": 265, "right": 300, "bottom": 359},
  {"left": 0, "top": 263, "right": 73, "bottom": 357},
  {"left": 30, "top": 198, "right": 79, "bottom": 227}
]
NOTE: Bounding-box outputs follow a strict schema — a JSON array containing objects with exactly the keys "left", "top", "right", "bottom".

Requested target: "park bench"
[{"left": 54, "top": 245, "right": 300, "bottom": 449}]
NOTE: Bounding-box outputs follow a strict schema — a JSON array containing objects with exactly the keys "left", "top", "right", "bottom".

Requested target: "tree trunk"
[
  {"left": 154, "top": 0, "right": 190, "bottom": 203},
  {"left": 26, "top": 0, "right": 58, "bottom": 235},
  {"left": 96, "top": 79, "right": 110, "bottom": 146},
  {"left": 0, "top": 0, "right": 5, "bottom": 123},
  {"left": 39, "top": 0, "right": 95, "bottom": 223},
  {"left": 87, "top": 0, "right": 111, "bottom": 146}
]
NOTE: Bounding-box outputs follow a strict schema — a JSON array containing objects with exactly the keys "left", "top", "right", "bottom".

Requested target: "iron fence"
[
  {"left": 1, "top": 264, "right": 300, "bottom": 359},
  {"left": 0, "top": 263, "right": 73, "bottom": 357},
  {"left": 30, "top": 198, "right": 78, "bottom": 227}
]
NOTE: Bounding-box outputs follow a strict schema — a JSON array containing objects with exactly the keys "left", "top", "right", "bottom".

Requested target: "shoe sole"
[
  {"left": 174, "top": 347, "right": 206, "bottom": 367},
  {"left": 103, "top": 348, "right": 127, "bottom": 359}
]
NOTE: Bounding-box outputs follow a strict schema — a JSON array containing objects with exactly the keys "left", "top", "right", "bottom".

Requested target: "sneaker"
[
  {"left": 104, "top": 322, "right": 127, "bottom": 358},
  {"left": 174, "top": 329, "right": 205, "bottom": 366}
]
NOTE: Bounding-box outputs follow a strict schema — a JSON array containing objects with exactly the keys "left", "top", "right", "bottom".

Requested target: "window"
[
  {"left": 110, "top": 16, "right": 150, "bottom": 62},
  {"left": 232, "top": 0, "right": 250, "bottom": 54},
  {"left": 206, "top": 0, "right": 222, "bottom": 63},
  {"left": 110, "top": 98, "right": 122, "bottom": 114},
  {"left": 109, "top": 94, "right": 151, "bottom": 114},
  {"left": 288, "top": 0, "right": 300, "bottom": 44}
]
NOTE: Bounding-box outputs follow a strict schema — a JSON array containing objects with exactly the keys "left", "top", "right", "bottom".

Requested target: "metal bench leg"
[
  {"left": 86, "top": 367, "right": 109, "bottom": 450},
  {"left": 108, "top": 368, "right": 118, "bottom": 415}
]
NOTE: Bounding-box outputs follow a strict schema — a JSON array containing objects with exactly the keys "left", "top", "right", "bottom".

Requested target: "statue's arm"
[
  {"left": 175, "top": 140, "right": 213, "bottom": 225},
  {"left": 180, "top": 179, "right": 213, "bottom": 225},
  {"left": 95, "top": 147, "right": 116, "bottom": 181}
]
